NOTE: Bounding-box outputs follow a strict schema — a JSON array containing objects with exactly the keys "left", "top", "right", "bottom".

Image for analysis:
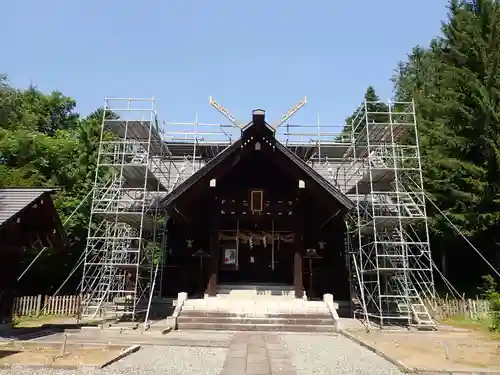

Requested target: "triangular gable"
[
  {"left": 0, "top": 188, "right": 68, "bottom": 250},
  {"left": 161, "top": 110, "right": 354, "bottom": 212}
]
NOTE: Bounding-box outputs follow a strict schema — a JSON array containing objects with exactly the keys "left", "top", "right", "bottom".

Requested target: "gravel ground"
[
  {"left": 0, "top": 333, "right": 405, "bottom": 375},
  {"left": 281, "top": 333, "right": 404, "bottom": 375},
  {"left": 0, "top": 346, "right": 228, "bottom": 375}
]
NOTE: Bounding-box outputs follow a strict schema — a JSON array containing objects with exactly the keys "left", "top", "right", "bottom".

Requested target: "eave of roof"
[
  {"left": 273, "top": 142, "right": 355, "bottom": 210},
  {"left": 161, "top": 139, "right": 243, "bottom": 209},
  {"left": 0, "top": 188, "right": 57, "bottom": 228}
]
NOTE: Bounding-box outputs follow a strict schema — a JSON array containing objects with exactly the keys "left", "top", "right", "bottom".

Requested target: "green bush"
[
  {"left": 488, "top": 292, "right": 500, "bottom": 332},
  {"left": 479, "top": 275, "right": 500, "bottom": 332},
  {"left": 11, "top": 314, "right": 21, "bottom": 327}
]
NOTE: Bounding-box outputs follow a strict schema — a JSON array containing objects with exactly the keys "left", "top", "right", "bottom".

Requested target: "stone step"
[
  {"left": 180, "top": 311, "right": 332, "bottom": 319},
  {"left": 215, "top": 293, "right": 296, "bottom": 299},
  {"left": 181, "top": 299, "right": 331, "bottom": 315},
  {"left": 176, "top": 321, "right": 336, "bottom": 332},
  {"left": 215, "top": 284, "right": 296, "bottom": 299},
  {"left": 184, "top": 299, "right": 327, "bottom": 307},
  {"left": 183, "top": 301, "right": 328, "bottom": 307},
  {"left": 178, "top": 316, "right": 333, "bottom": 326},
  {"left": 217, "top": 283, "right": 294, "bottom": 290},
  {"left": 185, "top": 299, "right": 323, "bottom": 305},
  {"left": 181, "top": 307, "right": 330, "bottom": 315}
]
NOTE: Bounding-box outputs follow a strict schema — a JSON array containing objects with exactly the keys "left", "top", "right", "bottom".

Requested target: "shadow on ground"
[{"left": 0, "top": 322, "right": 99, "bottom": 341}]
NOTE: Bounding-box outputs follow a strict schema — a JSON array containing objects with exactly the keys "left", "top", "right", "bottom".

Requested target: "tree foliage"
[
  {"left": 4, "top": 0, "right": 500, "bottom": 296},
  {"left": 397, "top": 0, "right": 500, "bottom": 291},
  {"left": 338, "top": 86, "right": 389, "bottom": 141},
  {"left": 345, "top": 0, "right": 500, "bottom": 293},
  {"left": 0, "top": 76, "right": 104, "bottom": 293}
]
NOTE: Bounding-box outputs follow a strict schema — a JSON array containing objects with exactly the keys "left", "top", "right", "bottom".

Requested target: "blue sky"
[{"left": 2, "top": 0, "right": 449, "bottom": 129}]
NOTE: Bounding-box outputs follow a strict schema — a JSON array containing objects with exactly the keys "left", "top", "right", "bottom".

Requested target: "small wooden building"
[
  {"left": 0, "top": 188, "right": 67, "bottom": 324},
  {"left": 161, "top": 110, "right": 355, "bottom": 299}
]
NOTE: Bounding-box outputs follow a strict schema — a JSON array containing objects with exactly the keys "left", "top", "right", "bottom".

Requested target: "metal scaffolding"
[
  {"left": 340, "top": 101, "right": 436, "bottom": 329},
  {"left": 80, "top": 97, "right": 168, "bottom": 321},
  {"left": 268, "top": 99, "right": 435, "bottom": 328},
  {"left": 80, "top": 96, "right": 436, "bottom": 328}
]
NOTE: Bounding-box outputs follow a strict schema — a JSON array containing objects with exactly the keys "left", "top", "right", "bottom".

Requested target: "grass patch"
[
  {"left": 442, "top": 316, "right": 500, "bottom": 339},
  {"left": 13, "top": 315, "right": 76, "bottom": 328}
]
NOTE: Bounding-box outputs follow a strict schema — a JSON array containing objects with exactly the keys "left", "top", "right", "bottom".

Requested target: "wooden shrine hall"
[
  {"left": 0, "top": 188, "right": 67, "bottom": 325},
  {"left": 161, "top": 109, "right": 355, "bottom": 300}
]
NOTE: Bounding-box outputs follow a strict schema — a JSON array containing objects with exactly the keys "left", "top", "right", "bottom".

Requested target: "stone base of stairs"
[
  {"left": 177, "top": 284, "right": 338, "bottom": 332},
  {"left": 177, "top": 311, "right": 335, "bottom": 332}
]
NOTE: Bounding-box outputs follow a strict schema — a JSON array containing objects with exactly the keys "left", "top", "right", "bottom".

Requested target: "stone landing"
[
  {"left": 214, "top": 283, "right": 298, "bottom": 299},
  {"left": 177, "top": 284, "right": 338, "bottom": 332}
]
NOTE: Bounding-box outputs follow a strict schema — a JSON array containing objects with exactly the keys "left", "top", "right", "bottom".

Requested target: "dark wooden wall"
[
  {"left": 0, "top": 248, "right": 22, "bottom": 323},
  {"left": 0, "top": 193, "right": 67, "bottom": 323}
]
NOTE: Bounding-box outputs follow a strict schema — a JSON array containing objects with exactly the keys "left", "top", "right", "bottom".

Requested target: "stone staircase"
[{"left": 176, "top": 284, "right": 338, "bottom": 332}]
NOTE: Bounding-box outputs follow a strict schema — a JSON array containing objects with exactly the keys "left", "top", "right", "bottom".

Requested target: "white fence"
[
  {"left": 13, "top": 295, "right": 81, "bottom": 317},
  {"left": 432, "top": 297, "right": 490, "bottom": 320}
]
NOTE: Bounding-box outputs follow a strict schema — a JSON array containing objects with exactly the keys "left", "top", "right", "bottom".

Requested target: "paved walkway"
[{"left": 221, "top": 333, "right": 295, "bottom": 375}]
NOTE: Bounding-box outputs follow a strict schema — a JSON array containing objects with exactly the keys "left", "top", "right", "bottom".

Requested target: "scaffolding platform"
[
  {"left": 353, "top": 122, "right": 412, "bottom": 144},
  {"left": 119, "top": 165, "right": 167, "bottom": 191},
  {"left": 165, "top": 141, "right": 231, "bottom": 159},
  {"left": 346, "top": 167, "right": 395, "bottom": 194},
  {"left": 104, "top": 119, "right": 167, "bottom": 155},
  {"left": 93, "top": 212, "right": 157, "bottom": 232},
  {"left": 104, "top": 119, "right": 160, "bottom": 141}
]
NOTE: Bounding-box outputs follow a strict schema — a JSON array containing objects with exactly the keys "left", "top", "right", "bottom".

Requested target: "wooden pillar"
[
  {"left": 206, "top": 194, "right": 220, "bottom": 297},
  {"left": 207, "top": 230, "right": 220, "bottom": 296},
  {"left": 294, "top": 249, "right": 304, "bottom": 298},
  {"left": 294, "top": 194, "right": 304, "bottom": 299}
]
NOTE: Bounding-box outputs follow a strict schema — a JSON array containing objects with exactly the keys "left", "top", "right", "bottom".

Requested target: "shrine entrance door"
[
  {"left": 237, "top": 239, "right": 275, "bottom": 283},
  {"left": 219, "top": 220, "right": 294, "bottom": 285}
]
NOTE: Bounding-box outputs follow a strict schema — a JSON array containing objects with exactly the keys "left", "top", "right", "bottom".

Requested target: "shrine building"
[{"left": 160, "top": 109, "right": 355, "bottom": 300}]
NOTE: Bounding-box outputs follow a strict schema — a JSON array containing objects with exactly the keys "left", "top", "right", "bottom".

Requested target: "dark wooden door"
[
  {"left": 236, "top": 242, "right": 273, "bottom": 282},
  {"left": 236, "top": 242, "right": 251, "bottom": 281},
  {"left": 273, "top": 242, "right": 294, "bottom": 285},
  {"left": 249, "top": 242, "right": 273, "bottom": 282}
]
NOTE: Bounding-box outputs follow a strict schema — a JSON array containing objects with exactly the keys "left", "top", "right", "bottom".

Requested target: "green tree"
[
  {"left": 392, "top": 0, "right": 500, "bottom": 291},
  {"left": 339, "top": 86, "right": 389, "bottom": 141},
  {"left": 0, "top": 76, "right": 109, "bottom": 293}
]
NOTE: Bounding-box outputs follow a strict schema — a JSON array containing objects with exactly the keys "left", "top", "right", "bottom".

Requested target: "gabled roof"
[
  {"left": 0, "top": 188, "right": 56, "bottom": 227},
  {"left": 0, "top": 188, "right": 68, "bottom": 250},
  {"left": 161, "top": 109, "right": 354, "bottom": 211}
]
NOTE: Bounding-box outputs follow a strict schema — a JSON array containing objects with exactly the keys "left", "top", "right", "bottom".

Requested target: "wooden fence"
[
  {"left": 13, "top": 295, "right": 81, "bottom": 317},
  {"left": 432, "top": 297, "right": 490, "bottom": 320}
]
